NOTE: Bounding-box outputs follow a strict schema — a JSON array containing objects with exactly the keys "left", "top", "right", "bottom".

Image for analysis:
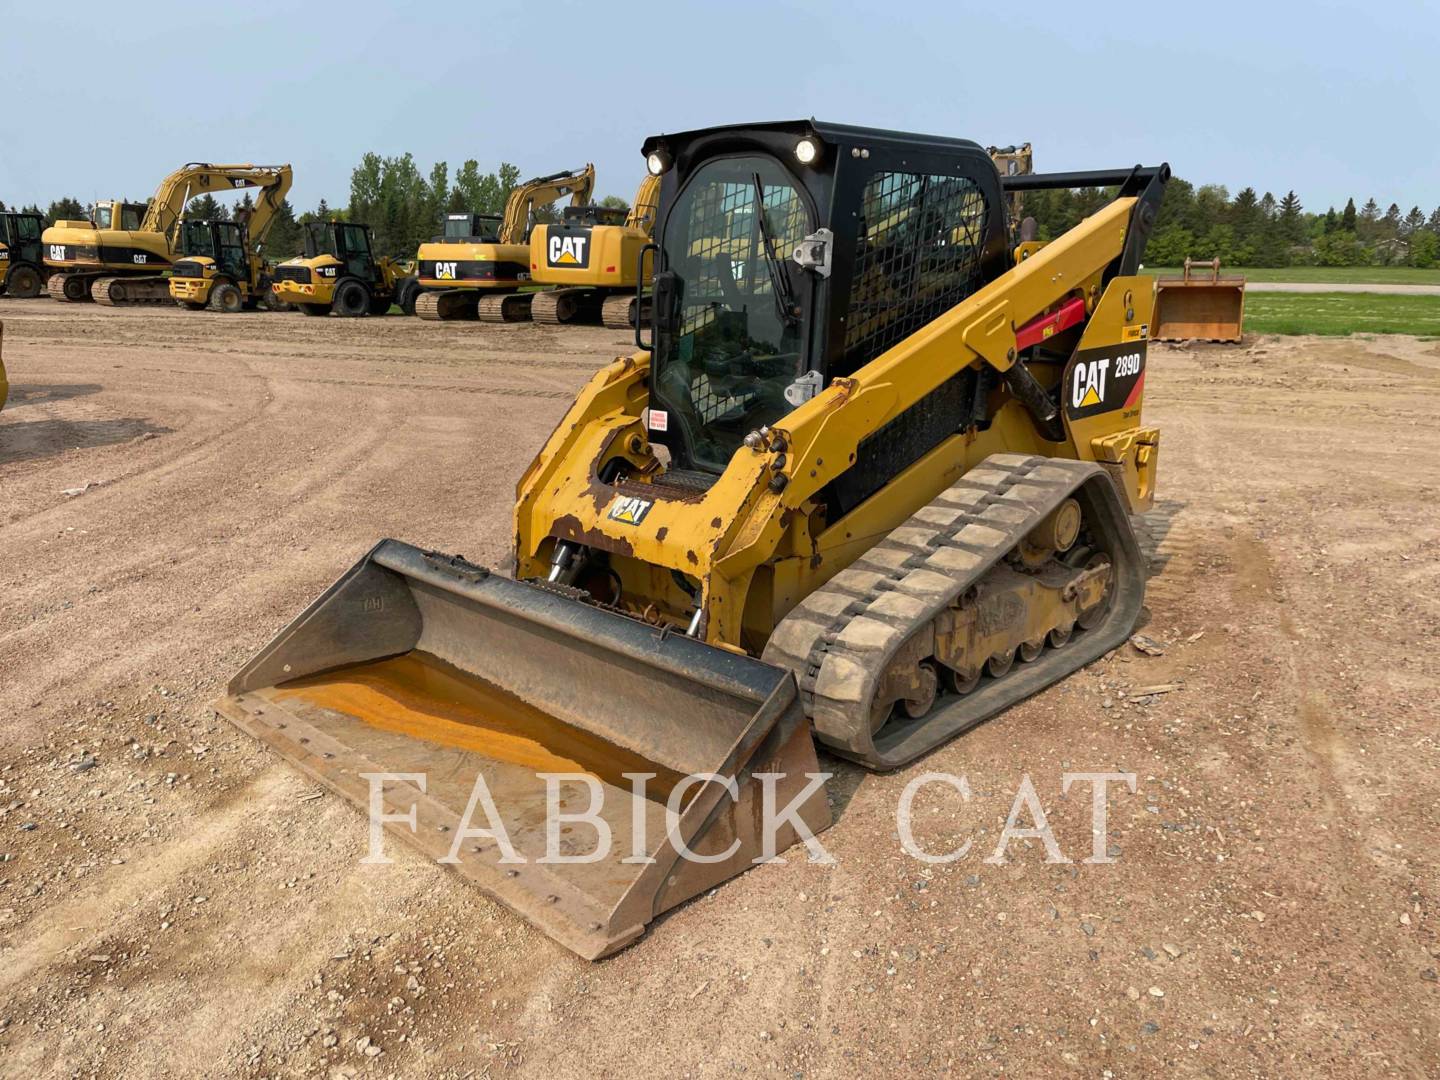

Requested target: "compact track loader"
[
  {"left": 0, "top": 211, "right": 49, "bottom": 298},
  {"left": 168, "top": 166, "right": 295, "bottom": 312},
  {"left": 271, "top": 222, "right": 412, "bottom": 317},
  {"left": 43, "top": 163, "right": 292, "bottom": 305},
  {"left": 217, "top": 121, "right": 1167, "bottom": 959},
  {"left": 413, "top": 166, "right": 595, "bottom": 322},
  {"left": 524, "top": 173, "right": 660, "bottom": 328}
]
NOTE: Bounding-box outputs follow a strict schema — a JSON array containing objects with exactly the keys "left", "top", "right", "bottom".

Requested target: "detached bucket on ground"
[
  {"left": 1153, "top": 257, "right": 1246, "bottom": 343},
  {"left": 214, "top": 540, "right": 831, "bottom": 959}
]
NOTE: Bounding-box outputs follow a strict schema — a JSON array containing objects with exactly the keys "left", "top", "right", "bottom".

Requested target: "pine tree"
[
  {"left": 1428, "top": 207, "right": 1440, "bottom": 235},
  {"left": 264, "top": 199, "right": 302, "bottom": 259},
  {"left": 185, "top": 194, "right": 227, "bottom": 221},
  {"left": 45, "top": 197, "right": 85, "bottom": 225},
  {"left": 1382, "top": 203, "right": 1401, "bottom": 234},
  {"left": 1341, "top": 198, "right": 1357, "bottom": 232},
  {"left": 1323, "top": 208, "right": 1338, "bottom": 234},
  {"left": 1278, "top": 191, "right": 1304, "bottom": 243},
  {"left": 1402, "top": 207, "right": 1425, "bottom": 237}
]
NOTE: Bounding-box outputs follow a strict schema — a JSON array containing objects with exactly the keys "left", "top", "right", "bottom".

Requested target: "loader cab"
[
  {"left": 178, "top": 219, "right": 248, "bottom": 279},
  {"left": 0, "top": 211, "right": 44, "bottom": 264},
  {"left": 641, "top": 120, "right": 1009, "bottom": 473},
  {"left": 437, "top": 213, "right": 502, "bottom": 243},
  {"left": 304, "top": 221, "right": 377, "bottom": 282}
]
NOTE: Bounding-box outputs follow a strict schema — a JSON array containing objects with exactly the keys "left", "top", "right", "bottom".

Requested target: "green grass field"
[
  {"left": 1145, "top": 265, "right": 1440, "bottom": 285},
  {"left": 1241, "top": 292, "right": 1440, "bottom": 336}
]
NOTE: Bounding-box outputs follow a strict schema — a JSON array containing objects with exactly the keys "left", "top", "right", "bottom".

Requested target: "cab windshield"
[
  {"left": 92, "top": 205, "right": 112, "bottom": 229},
  {"left": 179, "top": 221, "right": 215, "bottom": 258},
  {"left": 653, "top": 154, "right": 811, "bottom": 472},
  {"left": 303, "top": 222, "right": 339, "bottom": 258}
]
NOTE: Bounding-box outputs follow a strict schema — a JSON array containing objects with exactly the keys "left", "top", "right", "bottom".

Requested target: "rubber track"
[
  {"left": 48, "top": 273, "right": 93, "bottom": 302},
  {"left": 761, "top": 453, "right": 1145, "bottom": 769},
  {"left": 529, "top": 290, "right": 561, "bottom": 324},
  {"left": 478, "top": 292, "right": 532, "bottom": 323},
  {"left": 93, "top": 275, "right": 173, "bottom": 307},
  {"left": 601, "top": 294, "right": 637, "bottom": 330}
]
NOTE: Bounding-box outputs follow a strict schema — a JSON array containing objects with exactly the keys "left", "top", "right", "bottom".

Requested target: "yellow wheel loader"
[
  {"left": 0, "top": 211, "right": 50, "bottom": 298},
  {"left": 42, "top": 163, "right": 293, "bottom": 305},
  {"left": 413, "top": 166, "right": 595, "bottom": 322},
  {"left": 524, "top": 173, "right": 660, "bottom": 329},
  {"left": 271, "top": 221, "right": 412, "bottom": 317},
  {"left": 216, "top": 120, "right": 1167, "bottom": 960},
  {"left": 168, "top": 166, "right": 295, "bottom": 312}
]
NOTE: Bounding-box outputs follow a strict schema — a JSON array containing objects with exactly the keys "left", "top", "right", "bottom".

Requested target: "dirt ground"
[{"left": 1, "top": 299, "right": 1437, "bottom": 1079}]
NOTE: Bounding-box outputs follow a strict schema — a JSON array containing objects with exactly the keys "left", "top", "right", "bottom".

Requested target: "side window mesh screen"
[{"left": 843, "top": 172, "right": 990, "bottom": 369}]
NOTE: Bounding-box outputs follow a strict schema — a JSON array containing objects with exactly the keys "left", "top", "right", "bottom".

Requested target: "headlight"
[
  {"left": 646, "top": 149, "right": 673, "bottom": 176},
  {"left": 794, "top": 137, "right": 821, "bottom": 166}
]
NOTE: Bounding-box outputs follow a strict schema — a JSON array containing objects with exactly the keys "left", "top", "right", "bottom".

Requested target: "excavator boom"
[
  {"left": 140, "top": 162, "right": 294, "bottom": 246},
  {"left": 497, "top": 165, "right": 596, "bottom": 244}
]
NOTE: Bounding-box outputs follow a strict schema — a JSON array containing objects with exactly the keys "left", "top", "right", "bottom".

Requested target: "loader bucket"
[
  {"left": 1153, "top": 257, "right": 1246, "bottom": 343},
  {"left": 214, "top": 540, "right": 831, "bottom": 960}
]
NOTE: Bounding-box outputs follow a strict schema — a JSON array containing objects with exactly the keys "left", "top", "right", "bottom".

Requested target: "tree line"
[
  {"left": 16, "top": 157, "right": 1435, "bottom": 269},
  {"left": 1023, "top": 178, "right": 1440, "bottom": 268}
]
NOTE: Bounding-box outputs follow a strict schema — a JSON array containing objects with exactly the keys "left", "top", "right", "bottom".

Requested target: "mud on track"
[{"left": 2, "top": 300, "right": 1438, "bottom": 1076}]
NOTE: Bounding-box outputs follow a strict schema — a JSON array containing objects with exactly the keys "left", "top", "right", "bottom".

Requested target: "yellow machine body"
[
  {"left": 43, "top": 164, "right": 294, "bottom": 305},
  {"left": 216, "top": 121, "right": 1169, "bottom": 960},
  {"left": 413, "top": 166, "right": 595, "bottom": 321},
  {"left": 168, "top": 167, "right": 295, "bottom": 312}
]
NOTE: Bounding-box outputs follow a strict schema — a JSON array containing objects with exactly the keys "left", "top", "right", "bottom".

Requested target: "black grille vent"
[
  {"left": 829, "top": 368, "right": 978, "bottom": 516},
  {"left": 171, "top": 260, "right": 204, "bottom": 279},
  {"left": 273, "top": 264, "right": 311, "bottom": 284}
]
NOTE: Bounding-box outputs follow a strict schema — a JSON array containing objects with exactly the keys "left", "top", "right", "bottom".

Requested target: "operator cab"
[
  {"left": 92, "top": 201, "right": 149, "bottom": 231},
  {"left": 640, "top": 120, "right": 1009, "bottom": 475},
  {"left": 177, "top": 219, "right": 248, "bottom": 278},
  {"left": 561, "top": 204, "right": 628, "bottom": 228},
  {"left": 437, "top": 212, "right": 502, "bottom": 243},
  {"left": 304, "top": 221, "right": 378, "bottom": 281},
  {"left": 0, "top": 211, "right": 43, "bottom": 253}
]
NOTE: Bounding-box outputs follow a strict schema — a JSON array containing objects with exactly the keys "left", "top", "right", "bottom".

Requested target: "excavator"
[
  {"left": 523, "top": 173, "right": 660, "bottom": 328},
  {"left": 168, "top": 166, "right": 295, "bottom": 312},
  {"left": 413, "top": 166, "right": 594, "bottom": 321},
  {"left": 216, "top": 120, "right": 1167, "bottom": 960},
  {"left": 270, "top": 220, "right": 412, "bottom": 316},
  {"left": 0, "top": 210, "right": 49, "bottom": 298},
  {"left": 43, "top": 163, "right": 293, "bottom": 305}
]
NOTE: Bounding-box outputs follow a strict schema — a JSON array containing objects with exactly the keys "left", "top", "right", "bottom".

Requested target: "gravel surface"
[{"left": 1, "top": 300, "right": 1438, "bottom": 1077}]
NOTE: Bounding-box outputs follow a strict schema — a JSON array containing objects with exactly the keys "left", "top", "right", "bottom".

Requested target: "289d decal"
[{"left": 1065, "top": 343, "right": 1147, "bottom": 421}]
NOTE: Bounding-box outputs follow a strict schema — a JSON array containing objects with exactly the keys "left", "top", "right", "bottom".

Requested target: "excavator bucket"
[
  {"left": 1153, "top": 257, "right": 1246, "bottom": 343},
  {"left": 214, "top": 540, "right": 831, "bottom": 960}
]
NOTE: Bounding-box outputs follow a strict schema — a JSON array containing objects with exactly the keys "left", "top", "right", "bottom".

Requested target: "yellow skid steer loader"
[{"left": 217, "top": 120, "right": 1168, "bottom": 959}]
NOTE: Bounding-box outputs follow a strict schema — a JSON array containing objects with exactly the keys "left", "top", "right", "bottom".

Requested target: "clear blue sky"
[{"left": 2, "top": 1, "right": 1436, "bottom": 216}]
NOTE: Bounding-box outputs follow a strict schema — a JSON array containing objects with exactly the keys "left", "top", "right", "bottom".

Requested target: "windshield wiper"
[{"left": 752, "top": 174, "right": 799, "bottom": 327}]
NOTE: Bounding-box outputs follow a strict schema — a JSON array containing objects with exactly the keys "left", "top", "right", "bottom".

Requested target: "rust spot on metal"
[
  {"left": 710, "top": 517, "right": 723, "bottom": 529},
  {"left": 551, "top": 514, "right": 635, "bottom": 559},
  {"left": 655, "top": 526, "right": 668, "bottom": 542},
  {"left": 686, "top": 550, "right": 699, "bottom": 566}
]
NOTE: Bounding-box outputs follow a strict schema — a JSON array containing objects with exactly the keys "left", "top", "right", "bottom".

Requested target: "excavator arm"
[
  {"left": 625, "top": 173, "right": 661, "bottom": 233},
  {"left": 139, "top": 163, "right": 294, "bottom": 247},
  {"left": 497, "top": 165, "right": 596, "bottom": 244}
]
